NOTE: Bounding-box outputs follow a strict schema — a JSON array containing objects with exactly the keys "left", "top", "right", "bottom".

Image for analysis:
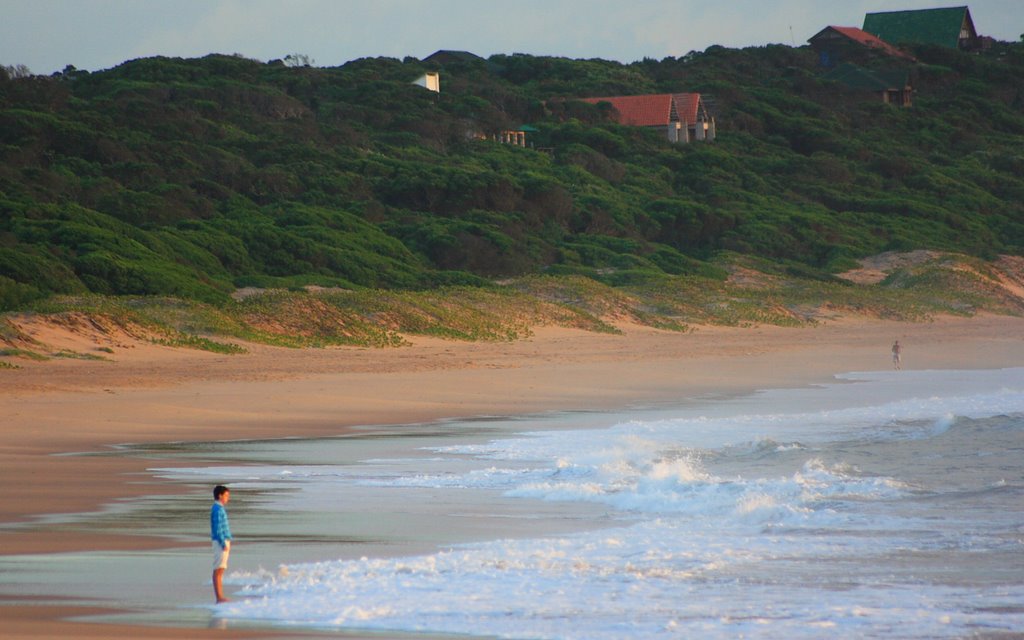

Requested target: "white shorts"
[{"left": 212, "top": 540, "right": 231, "bottom": 570}]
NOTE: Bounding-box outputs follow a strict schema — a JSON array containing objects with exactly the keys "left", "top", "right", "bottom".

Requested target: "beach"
[{"left": 2, "top": 313, "right": 1024, "bottom": 638}]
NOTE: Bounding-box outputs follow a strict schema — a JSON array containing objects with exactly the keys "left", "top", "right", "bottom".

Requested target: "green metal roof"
[{"left": 862, "top": 6, "right": 973, "bottom": 49}]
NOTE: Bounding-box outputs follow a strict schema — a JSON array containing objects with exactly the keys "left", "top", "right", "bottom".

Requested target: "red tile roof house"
[{"left": 580, "top": 93, "right": 716, "bottom": 143}]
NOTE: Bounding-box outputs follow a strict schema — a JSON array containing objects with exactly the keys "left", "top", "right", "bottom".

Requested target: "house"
[
  {"left": 412, "top": 71, "right": 440, "bottom": 92},
  {"left": 494, "top": 125, "right": 538, "bottom": 147},
  {"left": 823, "top": 63, "right": 914, "bottom": 107},
  {"left": 862, "top": 6, "right": 979, "bottom": 50},
  {"left": 579, "top": 93, "right": 715, "bottom": 143},
  {"left": 423, "top": 50, "right": 484, "bottom": 66},
  {"left": 808, "top": 26, "right": 915, "bottom": 68},
  {"left": 496, "top": 130, "right": 526, "bottom": 147}
]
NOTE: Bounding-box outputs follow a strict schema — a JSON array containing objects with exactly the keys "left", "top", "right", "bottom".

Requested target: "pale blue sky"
[{"left": 3, "top": 0, "right": 1022, "bottom": 75}]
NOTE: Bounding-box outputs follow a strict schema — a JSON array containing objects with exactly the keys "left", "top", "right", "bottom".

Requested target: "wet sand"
[{"left": 2, "top": 314, "right": 1023, "bottom": 638}]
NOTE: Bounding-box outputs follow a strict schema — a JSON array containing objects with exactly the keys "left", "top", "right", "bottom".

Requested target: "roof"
[
  {"left": 862, "top": 6, "right": 975, "bottom": 49},
  {"left": 580, "top": 93, "right": 704, "bottom": 127},
  {"left": 673, "top": 93, "right": 702, "bottom": 127},
  {"left": 823, "top": 63, "right": 911, "bottom": 91},
  {"left": 423, "top": 50, "right": 484, "bottom": 64},
  {"left": 581, "top": 94, "right": 675, "bottom": 126},
  {"left": 809, "top": 26, "right": 915, "bottom": 60}
]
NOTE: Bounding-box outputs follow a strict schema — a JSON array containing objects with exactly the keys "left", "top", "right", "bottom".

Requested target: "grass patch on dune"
[
  {"left": 879, "top": 258, "right": 1024, "bottom": 317},
  {"left": 0, "top": 347, "right": 49, "bottom": 361},
  {"left": 339, "top": 284, "right": 619, "bottom": 340},
  {"left": 5, "top": 255, "right": 1021, "bottom": 355},
  {"left": 29, "top": 295, "right": 252, "bottom": 353},
  {"left": 233, "top": 282, "right": 623, "bottom": 345},
  {"left": 151, "top": 335, "right": 247, "bottom": 354},
  {"left": 232, "top": 290, "right": 408, "bottom": 347},
  {"left": 50, "top": 349, "right": 109, "bottom": 361}
]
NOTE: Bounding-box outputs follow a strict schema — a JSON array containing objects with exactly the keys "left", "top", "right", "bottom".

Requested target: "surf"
[{"left": 171, "top": 367, "right": 1024, "bottom": 638}]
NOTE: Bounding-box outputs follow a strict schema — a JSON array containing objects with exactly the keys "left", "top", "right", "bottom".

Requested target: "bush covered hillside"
[{"left": 2, "top": 41, "right": 1024, "bottom": 311}]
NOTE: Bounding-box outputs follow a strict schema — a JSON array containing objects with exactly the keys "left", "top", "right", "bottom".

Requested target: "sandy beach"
[{"left": 2, "top": 312, "right": 1024, "bottom": 638}]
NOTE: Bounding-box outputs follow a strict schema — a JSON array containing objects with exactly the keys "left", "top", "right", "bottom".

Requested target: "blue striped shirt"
[{"left": 210, "top": 502, "right": 232, "bottom": 546}]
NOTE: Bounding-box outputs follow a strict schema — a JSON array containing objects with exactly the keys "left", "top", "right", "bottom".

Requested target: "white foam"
[
  {"left": 219, "top": 513, "right": 1024, "bottom": 639},
  {"left": 185, "top": 368, "right": 1024, "bottom": 638}
]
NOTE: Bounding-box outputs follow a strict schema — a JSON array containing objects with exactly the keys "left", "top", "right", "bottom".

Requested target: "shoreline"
[
  {"left": 5, "top": 313, "right": 1024, "bottom": 531},
  {"left": 2, "top": 313, "right": 1024, "bottom": 638}
]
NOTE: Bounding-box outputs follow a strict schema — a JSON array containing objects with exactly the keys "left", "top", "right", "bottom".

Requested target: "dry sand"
[{"left": 2, "top": 313, "right": 1024, "bottom": 638}]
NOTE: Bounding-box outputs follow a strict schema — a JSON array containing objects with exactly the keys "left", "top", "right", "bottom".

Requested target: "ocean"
[{"left": 168, "top": 367, "right": 1024, "bottom": 639}]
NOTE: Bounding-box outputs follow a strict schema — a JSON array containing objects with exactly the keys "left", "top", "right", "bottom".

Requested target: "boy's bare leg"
[{"left": 213, "top": 568, "right": 230, "bottom": 603}]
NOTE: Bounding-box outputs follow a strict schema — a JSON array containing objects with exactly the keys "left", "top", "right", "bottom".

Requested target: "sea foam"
[{"left": 198, "top": 368, "right": 1024, "bottom": 638}]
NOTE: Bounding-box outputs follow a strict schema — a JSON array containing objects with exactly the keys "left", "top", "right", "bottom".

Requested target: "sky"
[{"left": 2, "top": 0, "right": 1023, "bottom": 75}]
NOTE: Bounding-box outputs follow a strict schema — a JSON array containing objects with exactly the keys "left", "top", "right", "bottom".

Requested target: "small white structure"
[
  {"left": 412, "top": 71, "right": 440, "bottom": 93},
  {"left": 495, "top": 130, "right": 527, "bottom": 147}
]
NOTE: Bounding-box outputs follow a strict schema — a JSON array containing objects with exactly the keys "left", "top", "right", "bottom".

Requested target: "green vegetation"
[
  {"left": 50, "top": 349, "right": 108, "bottom": 360},
  {"left": 4, "top": 252, "right": 1019, "bottom": 361},
  {"left": 0, "top": 347, "right": 48, "bottom": 360},
  {"left": 1, "top": 41, "right": 1023, "bottom": 343},
  {"left": 150, "top": 335, "right": 246, "bottom": 354}
]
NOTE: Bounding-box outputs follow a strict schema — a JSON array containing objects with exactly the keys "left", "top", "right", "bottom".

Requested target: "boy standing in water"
[{"left": 210, "top": 485, "right": 232, "bottom": 603}]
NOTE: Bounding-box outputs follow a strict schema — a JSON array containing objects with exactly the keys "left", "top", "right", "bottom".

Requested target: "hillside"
[{"left": 2, "top": 41, "right": 1024, "bottom": 321}]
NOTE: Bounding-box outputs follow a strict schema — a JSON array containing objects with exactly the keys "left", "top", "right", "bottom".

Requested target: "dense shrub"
[{"left": 0, "top": 42, "right": 1022, "bottom": 307}]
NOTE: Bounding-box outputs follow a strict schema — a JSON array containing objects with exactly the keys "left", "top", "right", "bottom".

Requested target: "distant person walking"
[
  {"left": 891, "top": 340, "right": 902, "bottom": 370},
  {"left": 210, "top": 485, "right": 232, "bottom": 604}
]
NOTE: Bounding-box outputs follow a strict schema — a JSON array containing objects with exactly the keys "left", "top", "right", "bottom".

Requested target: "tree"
[
  {"left": 2, "top": 63, "right": 32, "bottom": 78},
  {"left": 283, "top": 54, "right": 315, "bottom": 68}
]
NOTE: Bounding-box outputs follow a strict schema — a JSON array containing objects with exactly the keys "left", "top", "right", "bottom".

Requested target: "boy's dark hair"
[{"left": 213, "top": 485, "right": 230, "bottom": 500}]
